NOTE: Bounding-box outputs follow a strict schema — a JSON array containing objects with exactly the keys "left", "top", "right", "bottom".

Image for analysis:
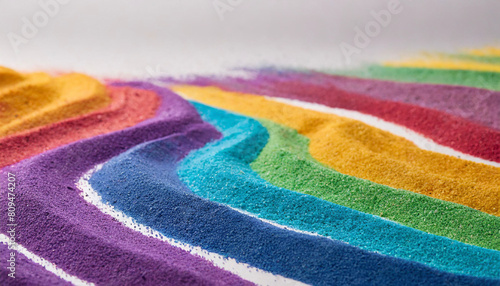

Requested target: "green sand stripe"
[
  {"left": 251, "top": 119, "right": 500, "bottom": 251},
  {"left": 332, "top": 65, "right": 500, "bottom": 90},
  {"left": 180, "top": 102, "right": 500, "bottom": 278}
]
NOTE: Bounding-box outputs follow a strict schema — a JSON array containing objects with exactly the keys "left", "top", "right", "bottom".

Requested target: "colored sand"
[
  {"left": 1, "top": 55, "right": 500, "bottom": 286},
  {"left": 0, "top": 242, "right": 71, "bottom": 286},
  {"left": 180, "top": 72, "right": 500, "bottom": 161},
  {"left": 176, "top": 102, "right": 500, "bottom": 280},
  {"left": 430, "top": 53, "right": 500, "bottom": 66},
  {"left": 252, "top": 119, "right": 500, "bottom": 250},
  {"left": 384, "top": 58, "right": 500, "bottom": 73},
  {"left": 0, "top": 69, "right": 110, "bottom": 138},
  {"left": 468, "top": 47, "right": 500, "bottom": 57},
  {"left": 334, "top": 65, "right": 500, "bottom": 90},
  {"left": 0, "top": 83, "right": 250, "bottom": 285},
  {"left": 173, "top": 85, "right": 500, "bottom": 216},
  {"left": 202, "top": 68, "right": 500, "bottom": 130},
  {"left": 84, "top": 100, "right": 498, "bottom": 285},
  {"left": 0, "top": 86, "right": 159, "bottom": 168}
]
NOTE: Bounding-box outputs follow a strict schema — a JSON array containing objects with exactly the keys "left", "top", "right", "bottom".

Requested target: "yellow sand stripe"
[
  {"left": 0, "top": 68, "right": 110, "bottom": 137},
  {"left": 466, "top": 47, "right": 500, "bottom": 57},
  {"left": 384, "top": 58, "right": 500, "bottom": 73},
  {"left": 172, "top": 85, "right": 500, "bottom": 216}
]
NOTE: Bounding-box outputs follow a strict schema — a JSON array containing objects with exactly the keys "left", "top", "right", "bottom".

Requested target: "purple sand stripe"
[
  {"left": 0, "top": 242, "right": 72, "bottom": 286},
  {"left": 178, "top": 69, "right": 500, "bottom": 130},
  {"left": 0, "top": 82, "right": 251, "bottom": 286}
]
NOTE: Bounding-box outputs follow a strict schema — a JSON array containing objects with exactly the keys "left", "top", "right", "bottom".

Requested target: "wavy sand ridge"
[
  {"left": 0, "top": 83, "right": 250, "bottom": 285},
  {"left": 0, "top": 86, "right": 159, "bottom": 168},
  {"left": 172, "top": 85, "right": 500, "bottom": 216},
  {"left": 251, "top": 119, "right": 500, "bottom": 251},
  {"left": 183, "top": 69, "right": 500, "bottom": 130},
  {"left": 0, "top": 68, "right": 110, "bottom": 138},
  {"left": 177, "top": 73, "right": 500, "bottom": 161},
  {"left": 1, "top": 54, "right": 499, "bottom": 285}
]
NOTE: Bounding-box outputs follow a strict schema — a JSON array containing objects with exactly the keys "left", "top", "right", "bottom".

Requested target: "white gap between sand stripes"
[
  {"left": 0, "top": 234, "right": 94, "bottom": 286},
  {"left": 267, "top": 96, "right": 500, "bottom": 168},
  {"left": 76, "top": 165, "right": 308, "bottom": 286}
]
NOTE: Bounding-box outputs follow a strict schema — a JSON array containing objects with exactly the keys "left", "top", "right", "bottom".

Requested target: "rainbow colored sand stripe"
[{"left": 0, "top": 48, "right": 499, "bottom": 286}]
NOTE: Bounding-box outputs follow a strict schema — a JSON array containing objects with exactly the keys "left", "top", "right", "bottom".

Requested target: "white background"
[{"left": 1, "top": 0, "right": 499, "bottom": 78}]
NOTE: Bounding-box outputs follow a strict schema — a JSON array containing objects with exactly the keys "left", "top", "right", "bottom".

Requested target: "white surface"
[{"left": 0, "top": 0, "right": 499, "bottom": 78}]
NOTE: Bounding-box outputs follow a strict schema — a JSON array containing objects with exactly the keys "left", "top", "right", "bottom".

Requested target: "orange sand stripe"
[
  {"left": 0, "top": 86, "right": 159, "bottom": 168},
  {"left": 0, "top": 67, "right": 110, "bottom": 137}
]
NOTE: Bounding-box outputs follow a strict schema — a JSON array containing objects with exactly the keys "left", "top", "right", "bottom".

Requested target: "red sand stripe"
[
  {"left": 0, "top": 86, "right": 159, "bottom": 168},
  {"left": 223, "top": 80, "right": 500, "bottom": 163}
]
